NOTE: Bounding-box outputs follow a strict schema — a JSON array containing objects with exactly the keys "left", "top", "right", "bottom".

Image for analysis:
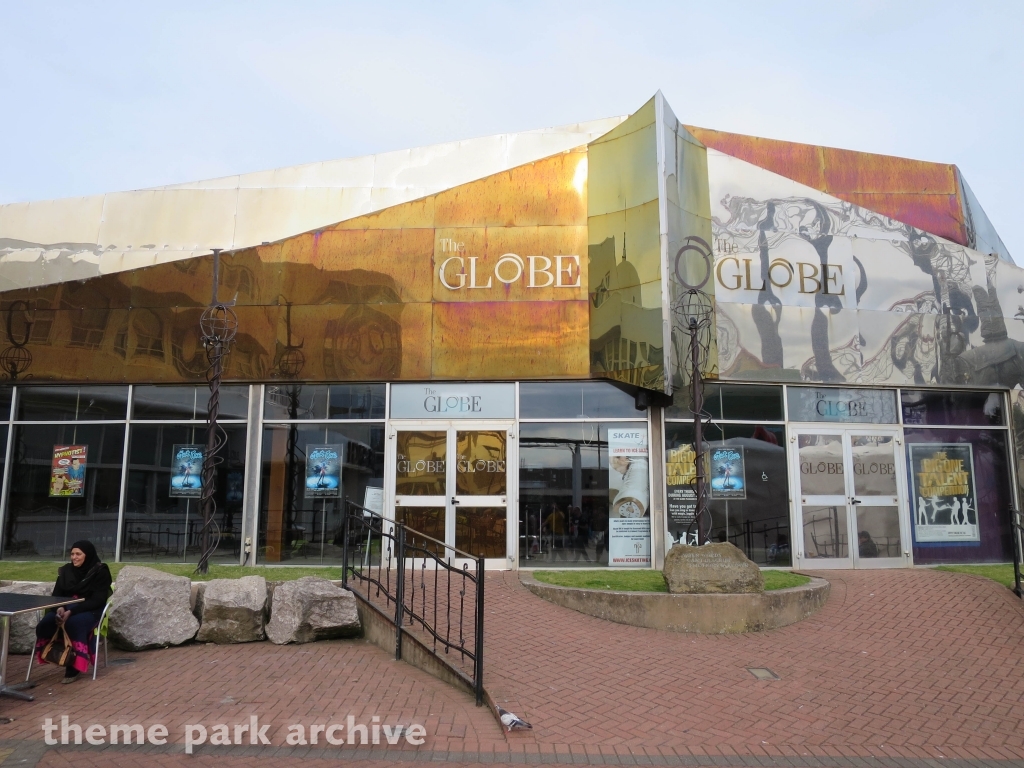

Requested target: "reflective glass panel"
[
  {"left": 666, "top": 384, "right": 783, "bottom": 422},
  {"left": 16, "top": 386, "right": 128, "bottom": 421},
  {"left": 132, "top": 387, "right": 197, "bottom": 420},
  {"left": 850, "top": 435, "right": 897, "bottom": 496},
  {"left": 455, "top": 431, "right": 506, "bottom": 496},
  {"left": 3, "top": 422, "right": 125, "bottom": 560},
  {"left": 519, "top": 382, "right": 638, "bottom": 419},
  {"left": 664, "top": 421, "right": 790, "bottom": 565},
  {"left": 121, "top": 424, "right": 246, "bottom": 563},
  {"left": 901, "top": 389, "right": 1005, "bottom": 427},
  {"left": 797, "top": 434, "right": 845, "bottom": 495},
  {"left": 788, "top": 387, "right": 897, "bottom": 424},
  {"left": 396, "top": 507, "right": 445, "bottom": 555},
  {"left": 328, "top": 384, "right": 385, "bottom": 420},
  {"left": 456, "top": 507, "right": 506, "bottom": 558},
  {"left": 263, "top": 384, "right": 384, "bottom": 420},
  {"left": 0, "top": 387, "right": 11, "bottom": 421},
  {"left": 395, "top": 431, "right": 446, "bottom": 496},
  {"left": 196, "top": 385, "right": 250, "bottom": 421},
  {"left": 258, "top": 423, "right": 385, "bottom": 564},
  {"left": 801, "top": 505, "right": 848, "bottom": 559},
  {"left": 854, "top": 506, "right": 901, "bottom": 559}
]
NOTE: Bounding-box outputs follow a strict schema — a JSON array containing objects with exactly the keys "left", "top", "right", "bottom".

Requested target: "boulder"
[
  {"left": 663, "top": 542, "right": 764, "bottom": 594},
  {"left": 108, "top": 567, "right": 199, "bottom": 651},
  {"left": 195, "top": 576, "right": 268, "bottom": 644},
  {"left": 0, "top": 582, "right": 55, "bottom": 654},
  {"left": 265, "top": 577, "right": 361, "bottom": 645}
]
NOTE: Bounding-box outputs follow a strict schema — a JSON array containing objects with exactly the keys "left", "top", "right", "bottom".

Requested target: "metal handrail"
[
  {"left": 1010, "top": 507, "right": 1023, "bottom": 599},
  {"left": 341, "top": 500, "right": 485, "bottom": 704}
]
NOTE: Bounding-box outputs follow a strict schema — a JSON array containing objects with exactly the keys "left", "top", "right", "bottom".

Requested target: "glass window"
[
  {"left": 16, "top": 386, "right": 128, "bottom": 421},
  {"left": 121, "top": 424, "right": 246, "bottom": 563},
  {"left": 905, "top": 428, "right": 1014, "bottom": 564},
  {"left": 264, "top": 384, "right": 384, "bottom": 420},
  {"left": 258, "top": 423, "right": 385, "bottom": 564},
  {"left": 901, "top": 389, "right": 1005, "bottom": 427},
  {"left": 666, "top": 384, "right": 783, "bottom": 421},
  {"left": 787, "top": 387, "right": 897, "bottom": 424},
  {"left": 0, "top": 387, "right": 11, "bottom": 421},
  {"left": 132, "top": 386, "right": 198, "bottom": 420},
  {"left": 519, "top": 382, "right": 638, "bottom": 419},
  {"left": 195, "top": 385, "right": 250, "bottom": 421},
  {"left": 664, "top": 421, "right": 790, "bottom": 566},
  {"left": 518, "top": 421, "right": 649, "bottom": 568},
  {"left": 3, "top": 422, "right": 125, "bottom": 560}
]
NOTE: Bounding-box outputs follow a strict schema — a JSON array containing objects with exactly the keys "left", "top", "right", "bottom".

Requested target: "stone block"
[
  {"left": 108, "top": 566, "right": 198, "bottom": 651},
  {"left": 265, "top": 577, "right": 361, "bottom": 645},
  {"left": 196, "top": 576, "right": 268, "bottom": 644},
  {"left": 0, "top": 582, "right": 55, "bottom": 654},
  {"left": 663, "top": 542, "right": 764, "bottom": 594}
]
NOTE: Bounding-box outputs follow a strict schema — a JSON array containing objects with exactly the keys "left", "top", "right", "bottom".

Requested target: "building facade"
[{"left": 0, "top": 93, "right": 1019, "bottom": 570}]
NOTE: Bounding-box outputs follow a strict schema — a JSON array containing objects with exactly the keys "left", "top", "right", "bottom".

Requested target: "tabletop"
[{"left": 0, "top": 595, "right": 84, "bottom": 616}]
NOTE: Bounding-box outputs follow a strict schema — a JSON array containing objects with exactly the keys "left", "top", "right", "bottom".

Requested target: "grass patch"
[
  {"left": 934, "top": 564, "right": 1019, "bottom": 590},
  {"left": 0, "top": 561, "right": 343, "bottom": 583},
  {"left": 530, "top": 569, "right": 809, "bottom": 592}
]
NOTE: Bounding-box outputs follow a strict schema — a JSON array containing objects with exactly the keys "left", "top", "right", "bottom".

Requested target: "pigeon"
[{"left": 496, "top": 706, "right": 532, "bottom": 731}]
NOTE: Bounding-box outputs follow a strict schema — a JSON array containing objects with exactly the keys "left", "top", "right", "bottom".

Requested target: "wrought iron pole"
[{"left": 689, "top": 317, "right": 709, "bottom": 544}]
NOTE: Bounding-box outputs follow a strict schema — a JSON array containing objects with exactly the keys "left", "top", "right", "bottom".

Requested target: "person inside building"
[
  {"left": 34, "top": 541, "right": 113, "bottom": 684},
  {"left": 857, "top": 530, "right": 879, "bottom": 558}
]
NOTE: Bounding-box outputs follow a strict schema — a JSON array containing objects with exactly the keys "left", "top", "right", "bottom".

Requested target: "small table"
[{"left": 0, "top": 595, "right": 83, "bottom": 701}]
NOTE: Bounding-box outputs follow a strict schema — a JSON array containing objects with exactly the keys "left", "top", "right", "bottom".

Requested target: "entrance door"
[
  {"left": 792, "top": 427, "right": 910, "bottom": 569},
  {"left": 390, "top": 422, "right": 512, "bottom": 566}
]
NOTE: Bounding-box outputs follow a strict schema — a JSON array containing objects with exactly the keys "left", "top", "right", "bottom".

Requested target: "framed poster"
[
  {"left": 305, "top": 444, "right": 342, "bottom": 498},
  {"left": 169, "top": 444, "right": 204, "bottom": 498},
  {"left": 50, "top": 445, "right": 88, "bottom": 497},
  {"left": 908, "top": 443, "right": 979, "bottom": 543},
  {"left": 666, "top": 442, "right": 697, "bottom": 540},
  {"left": 608, "top": 427, "right": 650, "bottom": 567},
  {"left": 710, "top": 446, "right": 746, "bottom": 500}
]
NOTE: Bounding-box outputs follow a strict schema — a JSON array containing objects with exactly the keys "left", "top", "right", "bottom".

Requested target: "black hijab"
[{"left": 55, "top": 540, "right": 111, "bottom": 597}]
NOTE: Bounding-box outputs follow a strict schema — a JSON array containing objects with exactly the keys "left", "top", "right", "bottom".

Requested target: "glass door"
[
  {"left": 390, "top": 422, "right": 511, "bottom": 565},
  {"left": 792, "top": 427, "right": 910, "bottom": 569}
]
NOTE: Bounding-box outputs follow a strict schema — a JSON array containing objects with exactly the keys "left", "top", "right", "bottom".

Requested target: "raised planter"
[{"left": 520, "top": 573, "right": 829, "bottom": 634}]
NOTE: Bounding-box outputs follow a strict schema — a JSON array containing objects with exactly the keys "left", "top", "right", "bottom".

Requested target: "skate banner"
[
  {"left": 608, "top": 427, "right": 651, "bottom": 567},
  {"left": 305, "top": 444, "right": 342, "bottom": 498},
  {"left": 909, "top": 443, "right": 979, "bottom": 543},
  {"left": 169, "top": 444, "right": 205, "bottom": 498},
  {"left": 50, "top": 445, "right": 88, "bottom": 497}
]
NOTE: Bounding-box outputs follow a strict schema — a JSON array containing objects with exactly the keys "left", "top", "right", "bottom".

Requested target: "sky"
[{"left": 2, "top": 1, "right": 1022, "bottom": 257}]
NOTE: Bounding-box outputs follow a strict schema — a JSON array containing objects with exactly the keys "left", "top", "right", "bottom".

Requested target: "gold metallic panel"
[
  {"left": 431, "top": 225, "right": 588, "bottom": 303},
  {"left": 395, "top": 431, "right": 447, "bottom": 496},
  {"left": 455, "top": 431, "right": 507, "bottom": 496},
  {"left": 431, "top": 301, "right": 589, "bottom": 379},
  {"left": 434, "top": 151, "right": 588, "bottom": 229},
  {"left": 332, "top": 197, "right": 436, "bottom": 231},
  {"left": 455, "top": 507, "right": 506, "bottom": 559}
]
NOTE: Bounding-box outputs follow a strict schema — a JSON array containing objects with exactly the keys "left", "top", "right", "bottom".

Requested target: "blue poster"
[
  {"left": 710, "top": 446, "right": 746, "bottom": 500},
  {"left": 169, "top": 444, "right": 204, "bottom": 498},
  {"left": 305, "top": 444, "right": 342, "bottom": 498}
]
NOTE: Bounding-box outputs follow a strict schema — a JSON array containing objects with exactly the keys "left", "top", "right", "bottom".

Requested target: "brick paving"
[{"left": 0, "top": 568, "right": 1021, "bottom": 766}]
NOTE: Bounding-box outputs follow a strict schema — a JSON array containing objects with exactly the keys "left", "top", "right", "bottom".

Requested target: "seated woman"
[{"left": 35, "top": 541, "right": 112, "bottom": 684}]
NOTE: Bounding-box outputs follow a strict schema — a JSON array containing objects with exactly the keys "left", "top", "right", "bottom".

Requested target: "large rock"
[
  {"left": 195, "top": 576, "right": 267, "bottom": 644},
  {"left": 108, "top": 567, "right": 199, "bottom": 651},
  {"left": 0, "top": 582, "right": 55, "bottom": 654},
  {"left": 663, "top": 542, "right": 764, "bottom": 594},
  {"left": 265, "top": 577, "right": 361, "bottom": 645}
]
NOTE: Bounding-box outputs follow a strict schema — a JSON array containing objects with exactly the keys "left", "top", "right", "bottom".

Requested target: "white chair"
[{"left": 26, "top": 599, "right": 112, "bottom": 682}]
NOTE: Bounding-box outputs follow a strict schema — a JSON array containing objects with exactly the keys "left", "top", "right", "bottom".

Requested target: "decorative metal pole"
[{"left": 196, "top": 249, "right": 237, "bottom": 575}]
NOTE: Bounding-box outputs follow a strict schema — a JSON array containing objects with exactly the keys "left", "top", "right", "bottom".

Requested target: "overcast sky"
[{"left": 2, "top": 1, "right": 1022, "bottom": 257}]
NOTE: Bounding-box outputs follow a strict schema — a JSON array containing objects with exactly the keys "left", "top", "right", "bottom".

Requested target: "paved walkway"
[{"left": 0, "top": 568, "right": 1021, "bottom": 766}]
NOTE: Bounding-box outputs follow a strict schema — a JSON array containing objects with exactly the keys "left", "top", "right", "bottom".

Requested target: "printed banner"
[
  {"left": 666, "top": 442, "right": 697, "bottom": 542},
  {"left": 169, "top": 444, "right": 204, "bottom": 498},
  {"left": 710, "top": 446, "right": 746, "bottom": 500},
  {"left": 50, "top": 445, "right": 87, "bottom": 497},
  {"left": 909, "top": 443, "right": 979, "bottom": 543},
  {"left": 608, "top": 427, "right": 650, "bottom": 567},
  {"left": 305, "top": 444, "right": 342, "bottom": 498}
]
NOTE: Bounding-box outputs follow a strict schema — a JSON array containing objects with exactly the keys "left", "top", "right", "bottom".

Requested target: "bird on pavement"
[{"left": 496, "top": 706, "right": 532, "bottom": 731}]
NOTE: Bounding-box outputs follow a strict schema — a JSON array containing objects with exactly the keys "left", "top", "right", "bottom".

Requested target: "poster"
[
  {"left": 363, "top": 486, "right": 384, "bottom": 516},
  {"left": 50, "top": 445, "right": 87, "bottom": 497},
  {"left": 709, "top": 446, "right": 746, "bottom": 500},
  {"left": 169, "top": 444, "right": 204, "bottom": 498},
  {"left": 305, "top": 444, "right": 342, "bottom": 498},
  {"left": 608, "top": 427, "right": 650, "bottom": 566},
  {"left": 666, "top": 442, "right": 697, "bottom": 544},
  {"left": 909, "top": 443, "right": 979, "bottom": 543}
]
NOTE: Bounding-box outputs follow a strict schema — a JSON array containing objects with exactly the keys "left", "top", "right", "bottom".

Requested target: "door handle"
[
  {"left": 851, "top": 498, "right": 862, "bottom": 505},
  {"left": 451, "top": 497, "right": 459, "bottom": 505}
]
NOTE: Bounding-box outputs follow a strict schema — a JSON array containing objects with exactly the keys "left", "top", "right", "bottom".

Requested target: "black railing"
[
  {"left": 1011, "top": 507, "right": 1023, "bottom": 599},
  {"left": 341, "top": 501, "right": 484, "bottom": 704}
]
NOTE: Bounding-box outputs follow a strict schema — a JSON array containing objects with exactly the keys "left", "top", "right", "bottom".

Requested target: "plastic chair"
[{"left": 26, "top": 599, "right": 112, "bottom": 682}]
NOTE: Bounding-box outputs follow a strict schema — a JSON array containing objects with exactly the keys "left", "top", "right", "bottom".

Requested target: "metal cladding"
[{"left": 0, "top": 93, "right": 1017, "bottom": 403}]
